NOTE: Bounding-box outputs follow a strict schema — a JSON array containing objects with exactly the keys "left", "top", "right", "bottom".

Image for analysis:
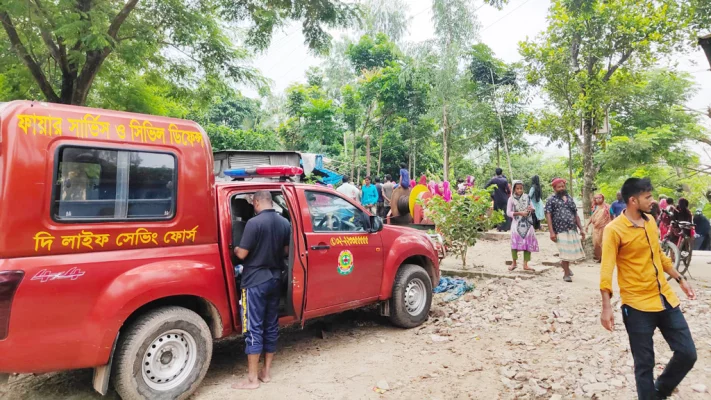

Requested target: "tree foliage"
[
  {"left": 0, "top": 0, "right": 358, "bottom": 105},
  {"left": 521, "top": 0, "right": 705, "bottom": 215},
  {"left": 206, "top": 124, "right": 280, "bottom": 152}
]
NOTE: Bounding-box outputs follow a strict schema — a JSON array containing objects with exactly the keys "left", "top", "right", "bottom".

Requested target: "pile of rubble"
[{"left": 421, "top": 275, "right": 711, "bottom": 399}]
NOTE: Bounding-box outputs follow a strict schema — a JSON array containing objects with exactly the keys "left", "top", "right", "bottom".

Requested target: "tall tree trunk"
[
  {"left": 490, "top": 69, "right": 514, "bottom": 181},
  {"left": 377, "top": 124, "right": 384, "bottom": 176},
  {"left": 351, "top": 130, "right": 357, "bottom": 179},
  {"left": 582, "top": 117, "right": 595, "bottom": 221},
  {"left": 408, "top": 136, "right": 412, "bottom": 172},
  {"left": 499, "top": 121, "right": 514, "bottom": 182},
  {"left": 352, "top": 102, "right": 375, "bottom": 179},
  {"left": 496, "top": 141, "right": 500, "bottom": 167},
  {"left": 366, "top": 134, "right": 371, "bottom": 177},
  {"left": 568, "top": 131, "right": 574, "bottom": 196},
  {"left": 343, "top": 130, "right": 348, "bottom": 160},
  {"left": 413, "top": 136, "right": 417, "bottom": 179},
  {"left": 442, "top": 105, "right": 449, "bottom": 181}
]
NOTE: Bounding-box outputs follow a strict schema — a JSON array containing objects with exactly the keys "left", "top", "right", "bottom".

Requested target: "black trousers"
[
  {"left": 494, "top": 201, "right": 511, "bottom": 231},
  {"left": 376, "top": 202, "right": 384, "bottom": 218},
  {"left": 622, "top": 300, "right": 697, "bottom": 399}
]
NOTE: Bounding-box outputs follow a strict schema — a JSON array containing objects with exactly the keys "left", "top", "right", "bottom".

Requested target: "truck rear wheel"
[
  {"left": 389, "top": 264, "right": 432, "bottom": 328},
  {"left": 113, "top": 306, "right": 212, "bottom": 400}
]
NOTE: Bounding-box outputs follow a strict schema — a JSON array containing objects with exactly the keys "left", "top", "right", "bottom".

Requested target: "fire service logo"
[{"left": 337, "top": 250, "right": 354, "bottom": 276}]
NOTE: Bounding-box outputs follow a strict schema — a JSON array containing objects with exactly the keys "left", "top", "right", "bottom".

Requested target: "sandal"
[
  {"left": 563, "top": 275, "right": 572, "bottom": 282},
  {"left": 508, "top": 264, "right": 517, "bottom": 271}
]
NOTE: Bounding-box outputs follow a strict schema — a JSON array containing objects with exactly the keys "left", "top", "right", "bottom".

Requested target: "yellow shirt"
[{"left": 600, "top": 211, "right": 680, "bottom": 312}]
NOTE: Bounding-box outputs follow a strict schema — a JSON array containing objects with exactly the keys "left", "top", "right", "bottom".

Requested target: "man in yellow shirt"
[{"left": 600, "top": 178, "right": 697, "bottom": 400}]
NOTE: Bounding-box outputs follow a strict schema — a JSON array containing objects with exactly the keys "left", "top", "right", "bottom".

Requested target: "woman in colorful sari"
[
  {"left": 507, "top": 180, "right": 539, "bottom": 271},
  {"left": 586, "top": 193, "right": 611, "bottom": 262}
]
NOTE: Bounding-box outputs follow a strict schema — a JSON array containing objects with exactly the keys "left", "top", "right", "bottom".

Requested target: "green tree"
[
  {"left": 527, "top": 110, "right": 580, "bottom": 193},
  {"left": 0, "top": 0, "right": 358, "bottom": 105},
  {"left": 426, "top": 0, "right": 509, "bottom": 181},
  {"left": 346, "top": 33, "right": 401, "bottom": 72},
  {"left": 206, "top": 124, "right": 281, "bottom": 152},
  {"left": 595, "top": 69, "right": 709, "bottom": 200},
  {"left": 467, "top": 43, "right": 526, "bottom": 181},
  {"left": 521, "top": 0, "right": 702, "bottom": 214},
  {"left": 424, "top": 187, "right": 504, "bottom": 267},
  {"left": 344, "top": 34, "right": 402, "bottom": 177},
  {"left": 361, "top": 0, "right": 409, "bottom": 43},
  {"left": 278, "top": 82, "right": 342, "bottom": 155},
  {"left": 200, "top": 95, "right": 263, "bottom": 130}
]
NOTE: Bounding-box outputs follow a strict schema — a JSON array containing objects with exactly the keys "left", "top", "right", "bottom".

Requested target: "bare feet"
[
  {"left": 508, "top": 262, "right": 517, "bottom": 271},
  {"left": 232, "top": 377, "right": 260, "bottom": 390},
  {"left": 523, "top": 263, "right": 535, "bottom": 272},
  {"left": 258, "top": 369, "right": 272, "bottom": 383}
]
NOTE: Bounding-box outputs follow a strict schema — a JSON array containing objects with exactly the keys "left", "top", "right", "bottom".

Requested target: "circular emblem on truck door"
[{"left": 337, "top": 250, "right": 354, "bottom": 275}]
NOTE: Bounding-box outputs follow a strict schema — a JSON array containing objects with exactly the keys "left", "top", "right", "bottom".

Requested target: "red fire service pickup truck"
[{"left": 0, "top": 101, "right": 440, "bottom": 400}]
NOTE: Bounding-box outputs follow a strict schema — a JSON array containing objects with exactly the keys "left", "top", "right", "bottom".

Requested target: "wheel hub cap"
[
  {"left": 160, "top": 351, "right": 173, "bottom": 365},
  {"left": 404, "top": 278, "right": 427, "bottom": 316},
  {"left": 141, "top": 329, "right": 197, "bottom": 391}
]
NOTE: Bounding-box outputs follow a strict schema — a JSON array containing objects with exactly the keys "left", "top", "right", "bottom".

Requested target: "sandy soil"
[{"left": 2, "top": 235, "right": 710, "bottom": 400}]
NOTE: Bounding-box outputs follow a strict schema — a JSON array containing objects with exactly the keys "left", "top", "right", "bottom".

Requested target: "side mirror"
[{"left": 370, "top": 215, "right": 384, "bottom": 233}]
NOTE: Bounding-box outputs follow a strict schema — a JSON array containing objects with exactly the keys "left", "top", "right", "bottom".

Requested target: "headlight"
[{"left": 427, "top": 233, "right": 443, "bottom": 250}]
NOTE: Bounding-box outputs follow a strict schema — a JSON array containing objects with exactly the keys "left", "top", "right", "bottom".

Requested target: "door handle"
[{"left": 310, "top": 244, "right": 330, "bottom": 250}]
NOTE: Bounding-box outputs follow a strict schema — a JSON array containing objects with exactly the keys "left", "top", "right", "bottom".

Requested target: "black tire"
[
  {"left": 113, "top": 306, "right": 213, "bottom": 400},
  {"left": 389, "top": 264, "right": 432, "bottom": 328},
  {"left": 679, "top": 237, "right": 693, "bottom": 275},
  {"left": 662, "top": 241, "right": 681, "bottom": 273}
]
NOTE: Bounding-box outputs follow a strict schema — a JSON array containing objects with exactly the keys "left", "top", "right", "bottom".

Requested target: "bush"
[{"left": 422, "top": 188, "right": 504, "bottom": 267}]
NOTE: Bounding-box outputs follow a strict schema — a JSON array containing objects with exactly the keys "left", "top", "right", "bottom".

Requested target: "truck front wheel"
[
  {"left": 389, "top": 264, "right": 432, "bottom": 328},
  {"left": 113, "top": 306, "right": 213, "bottom": 400}
]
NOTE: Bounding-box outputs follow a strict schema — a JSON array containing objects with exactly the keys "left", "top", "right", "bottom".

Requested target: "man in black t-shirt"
[
  {"left": 375, "top": 176, "right": 384, "bottom": 218},
  {"left": 233, "top": 190, "right": 291, "bottom": 390},
  {"left": 485, "top": 168, "right": 511, "bottom": 231},
  {"left": 693, "top": 209, "right": 711, "bottom": 251}
]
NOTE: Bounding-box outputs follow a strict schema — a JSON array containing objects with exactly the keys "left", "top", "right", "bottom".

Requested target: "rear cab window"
[{"left": 53, "top": 146, "right": 177, "bottom": 221}]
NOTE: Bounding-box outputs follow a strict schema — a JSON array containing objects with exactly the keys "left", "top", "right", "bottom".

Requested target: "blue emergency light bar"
[{"left": 224, "top": 165, "right": 303, "bottom": 178}]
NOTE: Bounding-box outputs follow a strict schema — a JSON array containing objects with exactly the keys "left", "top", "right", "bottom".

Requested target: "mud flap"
[
  {"left": 0, "top": 373, "right": 9, "bottom": 384},
  {"left": 379, "top": 301, "right": 391, "bottom": 317},
  {"left": 92, "top": 332, "right": 119, "bottom": 396}
]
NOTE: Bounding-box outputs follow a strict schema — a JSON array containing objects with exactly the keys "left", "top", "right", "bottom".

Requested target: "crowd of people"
[
  {"left": 233, "top": 171, "right": 702, "bottom": 398},
  {"left": 333, "top": 162, "right": 478, "bottom": 222},
  {"left": 478, "top": 167, "right": 711, "bottom": 280}
]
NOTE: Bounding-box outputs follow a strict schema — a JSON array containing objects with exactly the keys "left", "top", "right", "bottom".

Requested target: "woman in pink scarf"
[{"left": 442, "top": 181, "right": 452, "bottom": 202}]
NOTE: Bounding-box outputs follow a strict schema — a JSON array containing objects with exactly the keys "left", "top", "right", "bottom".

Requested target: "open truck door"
[{"left": 281, "top": 185, "right": 308, "bottom": 326}]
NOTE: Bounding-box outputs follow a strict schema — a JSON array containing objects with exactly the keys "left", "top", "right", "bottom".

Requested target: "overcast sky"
[{"left": 244, "top": 0, "right": 711, "bottom": 144}]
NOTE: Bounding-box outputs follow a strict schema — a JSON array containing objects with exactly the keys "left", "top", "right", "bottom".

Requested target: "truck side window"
[
  {"left": 127, "top": 152, "right": 175, "bottom": 218},
  {"left": 305, "top": 191, "right": 367, "bottom": 232},
  {"left": 53, "top": 146, "right": 176, "bottom": 221}
]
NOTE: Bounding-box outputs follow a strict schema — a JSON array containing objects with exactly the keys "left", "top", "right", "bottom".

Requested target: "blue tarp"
[
  {"left": 433, "top": 277, "right": 474, "bottom": 302},
  {"left": 301, "top": 154, "right": 343, "bottom": 186},
  {"left": 313, "top": 167, "right": 343, "bottom": 185}
]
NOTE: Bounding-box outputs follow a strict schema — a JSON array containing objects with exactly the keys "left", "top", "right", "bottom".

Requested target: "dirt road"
[{"left": 2, "top": 238, "right": 710, "bottom": 399}]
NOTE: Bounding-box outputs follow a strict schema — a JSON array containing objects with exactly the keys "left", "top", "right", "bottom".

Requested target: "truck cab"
[{"left": 0, "top": 101, "right": 439, "bottom": 400}]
